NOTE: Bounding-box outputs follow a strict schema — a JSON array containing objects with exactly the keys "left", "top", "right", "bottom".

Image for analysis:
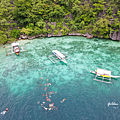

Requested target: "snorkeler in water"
[
  {"left": 60, "top": 98, "right": 66, "bottom": 103},
  {"left": 1, "top": 108, "right": 9, "bottom": 115},
  {"left": 44, "top": 107, "right": 48, "bottom": 110},
  {"left": 46, "top": 98, "right": 51, "bottom": 102},
  {"left": 6, "top": 108, "right": 9, "bottom": 112}
]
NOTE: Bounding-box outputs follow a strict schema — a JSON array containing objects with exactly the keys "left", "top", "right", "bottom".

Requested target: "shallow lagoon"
[{"left": 0, "top": 36, "right": 120, "bottom": 120}]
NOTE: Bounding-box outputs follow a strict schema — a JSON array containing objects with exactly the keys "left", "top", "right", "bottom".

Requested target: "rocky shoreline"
[
  {"left": 18, "top": 21, "right": 120, "bottom": 41},
  {"left": 18, "top": 32, "right": 94, "bottom": 40},
  {"left": 18, "top": 31, "right": 120, "bottom": 41}
]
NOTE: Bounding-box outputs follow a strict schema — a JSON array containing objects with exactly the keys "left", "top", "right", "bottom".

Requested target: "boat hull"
[
  {"left": 13, "top": 46, "right": 20, "bottom": 56},
  {"left": 90, "top": 71, "right": 120, "bottom": 78},
  {"left": 52, "top": 51, "right": 67, "bottom": 64},
  {"left": 16, "top": 52, "right": 20, "bottom": 55},
  {"left": 61, "top": 59, "right": 67, "bottom": 64}
]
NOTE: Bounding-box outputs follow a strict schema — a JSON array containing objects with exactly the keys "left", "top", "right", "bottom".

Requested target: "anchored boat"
[
  {"left": 5, "top": 42, "right": 27, "bottom": 56},
  {"left": 90, "top": 68, "right": 120, "bottom": 84},
  {"left": 12, "top": 42, "right": 20, "bottom": 55},
  {"left": 48, "top": 50, "right": 69, "bottom": 64}
]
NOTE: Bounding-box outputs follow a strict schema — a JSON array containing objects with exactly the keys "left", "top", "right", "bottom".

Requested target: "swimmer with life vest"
[
  {"left": 41, "top": 104, "right": 44, "bottom": 107},
  {"left": 46, "top": 97, "right": 51, "bottom": 102},
  {"left": 49, "top": 103, "right": 54, "bottom": 107},
  {"left": 44, "top": 87, "right": 47, "bottom": 91},
  {"left": 47, "top": 83, "right": 51, "bottom": 86},
  {"left": 49, "top": 92, "right": 52, "bottom": 97},
  {"left": 60, "top": 98, "right": 66, "bottom": 103}
]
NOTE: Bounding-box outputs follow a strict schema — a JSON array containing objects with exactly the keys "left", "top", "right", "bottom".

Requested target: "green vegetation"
[{"left": 0, "top": 0, "right": 120, "bottom": 44}]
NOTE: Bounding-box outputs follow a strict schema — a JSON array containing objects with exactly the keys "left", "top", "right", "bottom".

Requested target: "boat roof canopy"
[
  {"left": 52, "top": 50, "right": 65, "bottom": 58},
  {"left": 12, "top": 42, "right": 19, "bottom": 46},
  {"left": 97, "top": 68, "right": 111, "bottom": 76}
]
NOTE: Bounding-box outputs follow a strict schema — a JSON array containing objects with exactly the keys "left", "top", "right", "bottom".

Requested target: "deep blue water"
[{"left": 0, "top": 36, "right": 120, "bottom": 120}]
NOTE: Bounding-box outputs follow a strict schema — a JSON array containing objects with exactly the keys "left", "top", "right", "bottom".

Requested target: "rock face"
[
  {"left": 83, "top": 32, "right": 89, "bottom": 37},
  {"left": 68, "top": 32, "right": 81, "bottom": 36},
  {"left": 109, "top": 31, "right": 118, "bottom": 40},
  {"left": 109, "top": 29, "right": 120, "bottom": 41},
  {"left": 117, "top": 29, "right": 120, "bottom": 40},
  {"left": 19, "top": 32, "right": 94, "bottom": 40},
  {"left": 64, "top": 13, "right": 73, "bottom": 19},
  {"left": 28, "top": 36, "right": 35, "bottom": 40},
  {"left": 51, "top": 22, "right": 56, "bottom": 28},
  {"left": 109, "top": 33, "right": 112, "bottom": 39},
  {"left": 42, "top": 34, "right": 47, "bottom": 37},
  {"left": 21, "top": 35, "right": 28, "bottom": 39},
  {"left": 48, "top": 34, "right": 52, "bottom": 37},
  {"left": 87, "top": 35, "right": 93, "bottom": 39},
  {"left": 111, "top": 31, "right": 117, "bottom": 40},
  {"left": 18, "top": 20, "right": 120, "bottom": 41},
  {"left": 57, "top": 30, "right": 62, "bottom": 36}
]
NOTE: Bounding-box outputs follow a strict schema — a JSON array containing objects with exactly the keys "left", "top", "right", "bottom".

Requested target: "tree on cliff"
[{"left": 0, "top": 0, "right": 120, "bottom": 44}]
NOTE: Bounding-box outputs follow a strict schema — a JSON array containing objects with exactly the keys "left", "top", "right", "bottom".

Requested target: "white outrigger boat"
[
  {"left": 5, "top": 42, "right": 27, "bottom": 56},
  {"left": 48, "top": 50, "right": 69, "bottom": 64},
  {"left": 90, "top": 68, "right": 120, "bottom": 84}
]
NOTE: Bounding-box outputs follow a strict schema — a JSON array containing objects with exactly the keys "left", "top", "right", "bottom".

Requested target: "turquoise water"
[{"left": 0, "top": 36, "right": 120, "bottom": 120}]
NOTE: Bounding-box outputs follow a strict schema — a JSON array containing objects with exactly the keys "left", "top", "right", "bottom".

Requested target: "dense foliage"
[{"left": 0, "top": 0, "right": 120, "bottom": 44}]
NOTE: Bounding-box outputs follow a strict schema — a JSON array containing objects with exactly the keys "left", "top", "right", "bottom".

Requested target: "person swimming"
[
  {"left": 6, "top": 108, "right": 9, "bottom": 112},
  {"left": 49, "top": 92, "right": 51, "bottom": 97},
  {"left": 44, "top": 107, "right": 48, "bottom": 110},
  {"left": 60, "top": 98, "right": 66, "bottom": 103},
  {"left": 1, "top": 108, "right": 9, "bottom": 115},
  {"left": 44, "top": 87, "right": 47, "bottom": 91},
  {"left": 46, "top": 98, "right": 51, "bottom": 102},
  {"left": 43, "top": 102, "right": 45, "bottom": 104},
  {"left": 49, "top": 103, "right": 54, "bottom": 107}
]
